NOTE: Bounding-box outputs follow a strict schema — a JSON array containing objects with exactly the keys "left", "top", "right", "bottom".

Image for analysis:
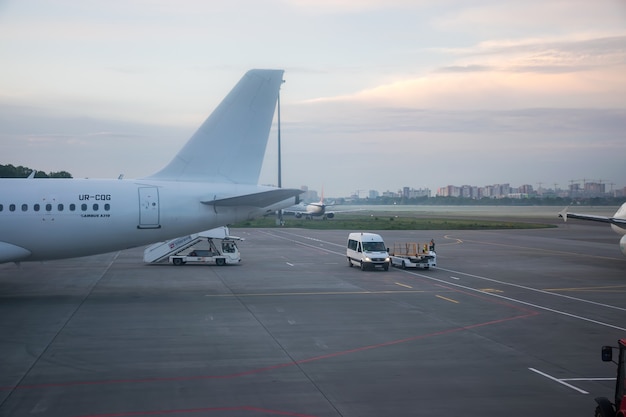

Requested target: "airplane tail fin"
[{"left": 145, "top": 69, "right": 284, "bottom": 184}]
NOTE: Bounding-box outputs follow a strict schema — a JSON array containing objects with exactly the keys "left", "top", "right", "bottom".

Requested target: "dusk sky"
[{"left": 1, "top": 0, "right": 625, "bottom": 197}]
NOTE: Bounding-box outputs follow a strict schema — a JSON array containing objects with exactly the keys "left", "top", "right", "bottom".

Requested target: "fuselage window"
[
  {"left": 70, "top": 204, "right": 75, "bottom": 211},
  {"left": 21, "top": 204, "right": 28, "bottom": 211},
  {"left": 58, "top": 204, "right": 64, "bottom": 211},
  {"left": 93, "top": 203, "right": 99, "bottom": 211},
  {"left": 9, "top": 204, "right": 16, "bottom": 212},
  {"left": 104, "top": 203, "right": 110, "bottom": 211},
  {"left": 45, "top": 203, "right": 52, "bottom": 212},
  {"left": 34, "top": 204, "right": 40, "bottom": 212},
  {"left": 81, "top": 203, "right": 87, "bottom": 211}
]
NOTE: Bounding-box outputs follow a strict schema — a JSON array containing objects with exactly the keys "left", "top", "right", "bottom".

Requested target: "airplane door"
[{"left": 138, "top": 187, "right": 160, "bottom": 229}]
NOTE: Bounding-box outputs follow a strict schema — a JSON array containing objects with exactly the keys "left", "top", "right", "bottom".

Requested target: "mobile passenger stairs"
[{"left": 143, "top": 226, "right": 242, "bottom": 266}]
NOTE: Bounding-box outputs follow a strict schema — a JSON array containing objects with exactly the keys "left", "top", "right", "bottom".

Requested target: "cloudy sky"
[{"left": 1, "top": 0, "right": 625, "bottom": 197}]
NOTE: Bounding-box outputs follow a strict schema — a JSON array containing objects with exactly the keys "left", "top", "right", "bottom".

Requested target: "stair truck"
[
  {"left": 595, "top": 339, "right": 626, "bottom": 417},
  {"left": 143, "top": 226, "right": 242, "bottom": 266},
  {"left": 389, "top": 242, "right": 436, "bottom": 269}
]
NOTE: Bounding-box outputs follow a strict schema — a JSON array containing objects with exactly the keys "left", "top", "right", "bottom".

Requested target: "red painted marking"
[
  {"left": 1, "top": 312, "right": 536, "bottom": 392},
  {"left": 75, "top": 405, "right": 318, "bottom": 417}
]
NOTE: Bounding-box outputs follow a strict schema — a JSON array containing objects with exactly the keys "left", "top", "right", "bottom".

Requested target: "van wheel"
[
  {"left": 216, "top": 258, "right": 226, "bottom": 266},
  {"left": 384, "top": 263, "right": 389, "bottom": 271},
  {"left": 348, "top": 258, "right": 353, "bottom": 267},
  {"left": 360, "top": 262, "right": 366, "bottom": 271},
  {"left": 173, "top": 258, "right": 183, "bottom": 266}
]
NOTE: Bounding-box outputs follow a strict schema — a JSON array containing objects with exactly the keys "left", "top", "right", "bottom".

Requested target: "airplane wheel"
[{"left": 216, "top": 258, "right": 226, "bottom": 266}]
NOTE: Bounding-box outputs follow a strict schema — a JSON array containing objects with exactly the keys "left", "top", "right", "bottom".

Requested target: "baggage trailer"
[
  {"left": 389, "top": 242, "right": 436, "bottom": 269},
  {"left": 143, "top": 227, "right": 242, "bottom": 266}
]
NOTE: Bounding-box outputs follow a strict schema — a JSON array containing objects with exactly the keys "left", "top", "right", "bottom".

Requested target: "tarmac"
[{"left": 0, "top": 218, "right": 625, "bottom": 417}]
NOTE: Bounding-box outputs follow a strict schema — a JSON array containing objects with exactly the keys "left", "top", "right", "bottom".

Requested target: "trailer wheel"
[
  {"left": 216, "top": 258, "right": 226, "bottom": 266},
  {"left": 594, "top": 397, "right": 615, "bottom": 417},
  {"left": 173, "top": 258, "right": 183, "bottom": 266}
]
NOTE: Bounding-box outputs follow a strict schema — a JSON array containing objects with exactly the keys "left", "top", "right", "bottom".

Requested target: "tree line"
[{"left": 0, "top": 164, "right": 72, "bottom": 178}]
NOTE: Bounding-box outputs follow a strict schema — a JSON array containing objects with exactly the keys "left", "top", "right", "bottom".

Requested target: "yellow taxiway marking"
[
  {"left": 443, "top": 235, "right": 463, "bottom": 245},
  {"left": 480, "top": 288, "right": 503, "bottom": 293},
  {"left": 205, "top": 290, "right": 425, "bottom": 298},
  {"left": 395, "top": 282, "right": 413, "bottom": 289},
  {"left": 436, "top": 294, "right": 459, "bottom": 304}
]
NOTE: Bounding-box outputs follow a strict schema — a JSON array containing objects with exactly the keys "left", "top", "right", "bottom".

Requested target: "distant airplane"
[
  {"left": 0, "top": 69, "right": 302, "bottom": 263},
  {"left": 283, "top": 188, "right": 335, "bottom": 219},
  {"left": 558, "top": 202, "right": 626, "bottom": 256}
]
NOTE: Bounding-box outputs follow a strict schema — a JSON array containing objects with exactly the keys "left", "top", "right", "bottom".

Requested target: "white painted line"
[
  {"left": 561, "top": 377, "right": 615, "bottom": 381},
  {"left": 439, "top": 267, "right": 626, "bottom": 313},
  {"left": 404, "top": 269, "right": 626, "bottom": 332},
  {"left": 450, "top": 276, "right": 460, "bottom": 280},
  {"left": 528, "top": 368, "right": 589, "bottom": 394},
  {"left": 286, "top": 262, "right": 294, "bottom": 266},
  {"left": 263, "top": 230, "right": 626, "bottom": 332}
]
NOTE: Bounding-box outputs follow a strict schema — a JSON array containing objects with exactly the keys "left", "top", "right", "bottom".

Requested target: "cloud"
[
  {"left": 435, "top": 65, "right": 493, "bottom": 73},
  {"left": 0, "top": 103, "right": 189, "bottom": 178},
  {"left": 432, "top": 1, "right": 626, "bottom": 35},
  {"left": 440, "top": 35, "right": 626, "bottom": 74},
  {"left": 280, "top": 0, "right": 427, "bottom": 14},
  {"left": 298, "top": 32, "right": 626, "bottom": 111}
]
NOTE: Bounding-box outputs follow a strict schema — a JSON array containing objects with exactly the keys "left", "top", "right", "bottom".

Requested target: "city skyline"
[{"left": 298, "top": 179, "right": 626, "bottom": 201}]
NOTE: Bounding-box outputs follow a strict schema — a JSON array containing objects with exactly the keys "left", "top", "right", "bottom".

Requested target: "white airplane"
[
  {"left": 558, "top": 202, "right": 626, "bottom": 256},
  {"left": 283, "top": 189, "right": 335, "bottom": 219},
  {"left": 0, "top": 69, "right": 302, "bottom": 263}
]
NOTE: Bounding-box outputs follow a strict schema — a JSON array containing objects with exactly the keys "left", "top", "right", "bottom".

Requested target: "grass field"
[{"left": 233, "top": 213, "right": 556, "bottom": 230}]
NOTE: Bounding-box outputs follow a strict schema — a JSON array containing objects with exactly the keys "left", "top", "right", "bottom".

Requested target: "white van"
[{"left": 346, "top": 232, "right": 390, "bottom": 271}]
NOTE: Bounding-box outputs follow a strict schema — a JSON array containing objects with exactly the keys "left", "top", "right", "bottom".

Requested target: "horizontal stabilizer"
[
  {"left": 203, "top": 188, "right": 302, "bottom": 208},
  {"left": 559, "top": 206, "right": 626, "bottom": 227}
]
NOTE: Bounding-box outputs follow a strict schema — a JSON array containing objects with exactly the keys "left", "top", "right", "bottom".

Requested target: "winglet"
[{"left": 558, "top": 206, "right": 569, "bottom": 222}]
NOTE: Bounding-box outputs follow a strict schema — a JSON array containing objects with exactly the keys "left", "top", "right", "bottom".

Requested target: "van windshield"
[{"left": 363, "top": 241, "right": 386, "bottom": 252}]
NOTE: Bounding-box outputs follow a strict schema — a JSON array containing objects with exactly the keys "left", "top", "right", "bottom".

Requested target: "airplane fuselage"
[
  {"left": 611, "top": 203, "right": 626, "bottom": 236},
  {"left": 305, "top": 204, "right": 325, "bottom": 216},
  {"left": 0, "top": 178, "right": 285, "bottom": 262}
]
